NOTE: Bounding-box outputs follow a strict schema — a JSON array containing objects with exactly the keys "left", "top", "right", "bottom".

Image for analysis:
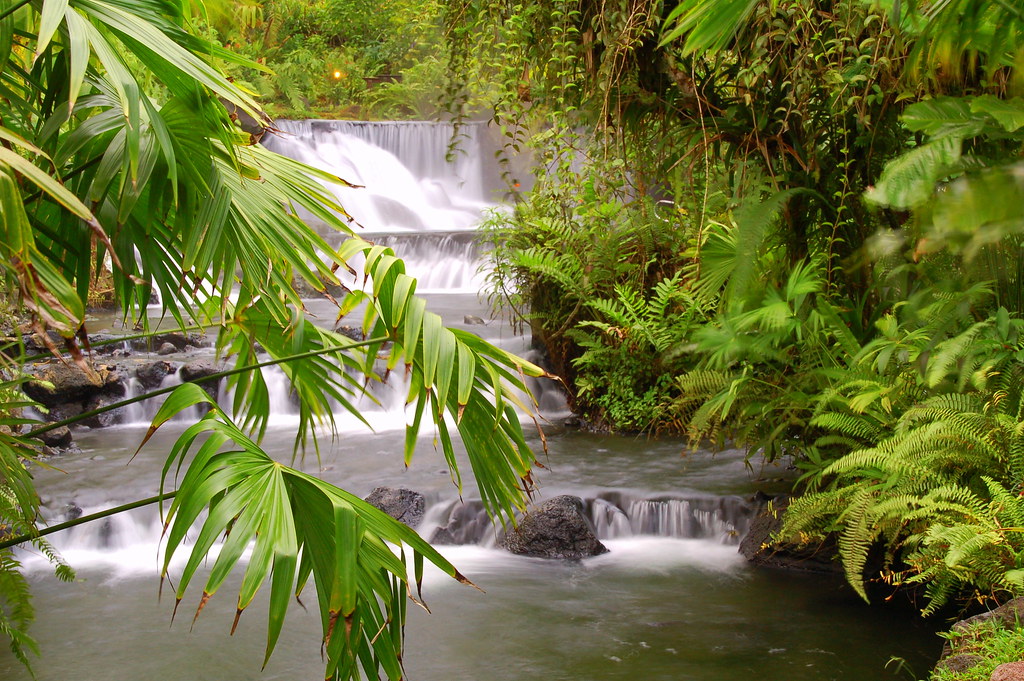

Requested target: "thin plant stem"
[{"left": 0, "top": 492, "right": 177, "bottom": 550}]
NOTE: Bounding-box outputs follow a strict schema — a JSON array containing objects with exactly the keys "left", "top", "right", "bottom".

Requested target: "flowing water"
[{"left": 1, "top": 121, "right": 941, "bottom": 681}]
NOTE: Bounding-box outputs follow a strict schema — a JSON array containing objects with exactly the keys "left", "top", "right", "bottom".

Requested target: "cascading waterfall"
[
  {"left": 25, "top": 492, "right": 754, "bottom": 573},
  {"left": 262, "top": 120, "right": 496, "bottom": 233}
]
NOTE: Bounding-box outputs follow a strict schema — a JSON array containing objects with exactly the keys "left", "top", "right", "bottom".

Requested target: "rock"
[
  {"left": 935, "top": 598, "right": 1024, "bottom": 676},
  {"left": 34, "top": 425, "right": 72, "bottom": 449},
  {"left": 463, "top": 315, "right": 486, "bottom": 325},
  {"left": 992, "top": 662, "right": 1024, "bottom": 681},
  {"left": 933, "top": 654, "right": 982, "bottom": 674},
  {"left": 291, "top": 275, "right": 347, "bottom": 300},
  {"left": 81, "top": 394, "right": 128, "bottom": 428},
  {"left": 335, "top": 325, "right": 363, "bottom": 342},
  {"left": 179, "top": 359, "right": 222, "bottom": 400},
  {"left": 738, "top": 496, "right": 841, "bottom": 574},
  {"left": 136, "top": 360, "right": 175, "bottom": 389},
  {"left": 87, "top": 333, "right": 128, "bottom": 356},
  {"left": 64, "top": 502, "right": 83, "bottom": 521},
  {"left": 951, "top": 598, "right": 1024, "bottom": 639},
  {"left": 156, "top": 342, "right": 177, "bottom": 356},
  {"left": 23, "top": 362, "right": 119, "bottom": 408},
  {"left": 429, "top": 501, "right": 492, "bottom": 545},
  {"left": 128, "top": 332, "right": 207, "bottom": 353},
  {"left": 502, "top": 495, "right": 608, "bottom": 560},
  {"left": 364, "top": 487, "right": 425, "bottom": 527},
  {"left": 46, "top": 403, "right": 83, "bottom": 423}
]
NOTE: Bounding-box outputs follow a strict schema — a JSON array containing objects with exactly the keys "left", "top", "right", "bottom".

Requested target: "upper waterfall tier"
[{"left": 263, "top": 120, "right": 500, "bottom": 233}]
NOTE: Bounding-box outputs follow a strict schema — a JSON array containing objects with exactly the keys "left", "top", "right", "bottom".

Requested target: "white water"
[{"left": 262, "top": 120, "right": 495, "bottom": 233}]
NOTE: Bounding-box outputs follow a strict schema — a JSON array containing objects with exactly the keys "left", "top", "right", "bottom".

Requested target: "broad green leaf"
[
  {"left": 866, "top": 137, "right": 963, "bottom": 210},
  {"left": 971, "top": 95, "right": 1024, "bottom": 133},
  {"left": 660, "top": 0, "right": 759, "bottom": 54},
  {"left": 0, "top": 147, "right": 95, "bottom": 220},
  {"left": 901, "top": 97, "right": 978, "bottom": 136}
]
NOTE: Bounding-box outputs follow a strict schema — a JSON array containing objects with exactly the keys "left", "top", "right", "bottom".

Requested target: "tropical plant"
[
  {"left": 568, "top": 272, "right": 710, "bottom": 431},
  {"left": 479, "top": 162, "right": 694, "bottom": 424},
  {"left": 781, "top": 314, "right": 1024, "bottom": 612},
  {"left": 0, "top": 0, "right": 546, "bottom": 678}
]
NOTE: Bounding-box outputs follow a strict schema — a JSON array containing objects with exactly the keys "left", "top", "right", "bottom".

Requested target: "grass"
[{"left": 929, "top": 619, "right": 1024, "bottom": 681}]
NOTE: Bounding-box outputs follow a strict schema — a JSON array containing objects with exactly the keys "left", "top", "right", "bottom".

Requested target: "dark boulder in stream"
[
  {"left": 429, "top": 500, "right": 492, "bottom": 545},
  {"left": 33, "top": 425, "right": 72, "bottom": 449},
  {"left": 179, "top": 359, "right": 223, "bottom": 400},
  {"left": 503, "top": 495, "right": 608, "bottom": 560},
  {"left": 23, "top": 361, "right": 124, "bottom": 409},
  {"left": 136, "top": 360, "right": 176, "bottom": 389},
  {"left": 364, "top": 487, "right": 425, "bottom": 527}
]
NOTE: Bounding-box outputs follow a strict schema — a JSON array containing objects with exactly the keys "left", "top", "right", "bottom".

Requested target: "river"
[{"left": 1, "top": 121, "right": 940, "bottom": 681}]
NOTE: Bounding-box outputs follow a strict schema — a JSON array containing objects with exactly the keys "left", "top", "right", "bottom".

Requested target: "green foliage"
[
  {"left": 218, "top": 0, "right": 447, "bottom": 118},
  {"left": 0, "top": 375, "right": 74, "bottom": 674},
  {"left": 781, "top": 327, "right": 1024, "bottom": 612},
  {"left": 449, "top": 0, "right": 1024, "bottom": 618},
  {"left": 571, "top": 273, "right": 709, "bottom": 430},
  {"left": 930, "top": 618, "right": 1024, "bottom": 681},
  {"left": 480, "top": 160, "right": 697, "bottom": 429},
  {"left": 0, "top": 0, "right": 546, "bottom": 676}
]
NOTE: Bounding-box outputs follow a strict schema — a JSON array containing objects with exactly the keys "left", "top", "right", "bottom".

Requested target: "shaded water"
[{"left": 1, "top": 122, "right": 942, "bottom": 681}]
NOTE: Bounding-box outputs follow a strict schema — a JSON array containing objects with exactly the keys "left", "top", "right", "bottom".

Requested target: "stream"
[{"left": 1, "top": 121, "right": 941, "bottom": 681}]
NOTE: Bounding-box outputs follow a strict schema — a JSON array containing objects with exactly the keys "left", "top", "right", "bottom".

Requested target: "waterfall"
[
  {"left": 420, "top": 493, "right": 753, "bottom": 548},
  {"left": 23, "top": 492, "right": 753, "bottom": 573},
  {"left": 262, "top": 120, "right": 497, "bottom": 233}
]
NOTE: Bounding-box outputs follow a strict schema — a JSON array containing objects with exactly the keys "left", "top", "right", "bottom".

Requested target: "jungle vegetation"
[
  {"left": 0, "top": 0, "right": 546, "bottom": 677},
  {"left": 2, "top": 0, "right": 1024, "bottom": 677},
  {"left": 443, "top": 0, "right": 1024, "bottom": 620}
]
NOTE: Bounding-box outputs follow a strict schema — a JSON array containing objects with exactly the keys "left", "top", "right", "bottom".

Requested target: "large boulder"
[
  {"left": 33, "top": 425, "right": 73, "bottom": 449},
  {"left": 364, "top": 487, "right": 425, "bottom": 528},
  {"left": 502, "top": 495, "right": 608, "bottom": 560},
  {"left": 23, "top": 361, "right": 122, "bottom": 408},
  {"left": 429, "top": 501, "right": 492, "bottom": 546},
  {"left": 81, "top": 393, "right": 129, "bottom": 428}
]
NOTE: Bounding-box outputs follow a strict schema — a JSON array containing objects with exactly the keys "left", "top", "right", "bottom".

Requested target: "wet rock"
[
  {"left": 291, "top": 275, "right": 347, "bottom": 300},
  {"left": 179, "top": 359, "right": 223, "bottom": 400},
  {"left": 738, "top": 496, "right": 841, "bottom": 574},
  {"left": 156, "top": 342, "right": 177, "bottom": 356},
  {"left": 992, "top": 662, "right": 1024, "bottom": 681},
  {"left": 128, "top": 332, "right": 207, "bottom": 353},
  {"left": 136, "top": 360, "right": 175, "bottom": 389},
  {"left": 64, "top": 502, "right": 83, "bottom": 521},
  {"left": 81, "top": 393, "right": 128, "bottom": 428},
  {"left": 46, "top": 403, "right": 83, "bottom": 423},
  {"left": 87, "top": 333, "right": 129, "bottom": 356},
  {"left": 34, "top": 425, "right": 72, "bottom": 449},
  {"left": 502, "top": 495, "right": 608, "bottom": 560},
  {"left": 335, "top": 325, "right": 363, "bottom": 342},
  {"left": 429, "top": 501, "right": 493, "bottom": 546},
  {"left": 23, "top": 362, "right": 120, "bottom": 408},
  {"left": 463, "top": 315, "right": 486, "bottom": 325},
  {"left": 364, "top": 487, "right": 425, "bottom": 528}
]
